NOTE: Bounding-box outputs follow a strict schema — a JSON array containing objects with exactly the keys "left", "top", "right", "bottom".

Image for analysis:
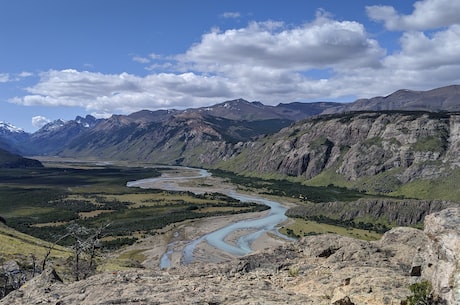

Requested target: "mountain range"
[
  {"left": 1, "top": 99, "right": 339, "bottom": 161},
  {"left": 323, "top": 84, "right": 460, "bottom": 113},
  {"left": 1, "top": 84, "right": 460, "bottom": 199}
]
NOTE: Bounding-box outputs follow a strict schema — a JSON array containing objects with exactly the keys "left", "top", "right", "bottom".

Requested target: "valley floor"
[
  {"left": 119, "top": 166, "right": 295, "bottom": 269},
  {"left": 116, "top": 211, "right": 289, "bottom": 270}
]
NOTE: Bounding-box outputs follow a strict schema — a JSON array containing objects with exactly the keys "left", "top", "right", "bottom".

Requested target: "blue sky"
[{"left": 1, "top": 0, "right": 459, "bottom": 132}]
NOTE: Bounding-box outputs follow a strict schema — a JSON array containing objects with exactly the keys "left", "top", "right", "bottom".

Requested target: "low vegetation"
[
  {"left": 0, "top": 165, "right": 267, "bottom": 251},
  {"left": 210, "top": 168, "right": 367, "bottom": 202},
  {"left": 279, "top": 218, "right": 382, "bottom": 241},
  {"left": 402, "top": 281, "right": 434, "bottom": 305}
]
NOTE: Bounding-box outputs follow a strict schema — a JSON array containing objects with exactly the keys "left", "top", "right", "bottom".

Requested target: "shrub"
[{"left": 403, "top": 281, "right": 432, "bottom": 305}]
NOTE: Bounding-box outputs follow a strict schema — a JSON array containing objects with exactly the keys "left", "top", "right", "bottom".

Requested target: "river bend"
[{"left": 127, "top": 167, "right": 290, "bottom": 268}]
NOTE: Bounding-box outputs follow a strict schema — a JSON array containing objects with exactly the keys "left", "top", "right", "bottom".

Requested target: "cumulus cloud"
[
  {"left": 182, "top": 18, "right": 384, "bottom": 72},
  {"left": 8, "top": 7, "right": 460, "bottom": 114},
  {"left": 10, "top": 12, "right": 388, "bottom": 112},
  {"left": 385, "top": 25, "right": 460, "bottom": 70},
  {"left": 367, "top": 0, "right": 460, "bottom": 31},
  {"left": 32, "top": 115, "right": 51, "bottom": 128},
  {"left": 10, "top": 69, "right": 236, "bottom": 114}
]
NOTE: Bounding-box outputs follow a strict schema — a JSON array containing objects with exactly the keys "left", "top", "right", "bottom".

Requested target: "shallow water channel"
[{"left": 127, "top": 167, "right": 290, "bottom": 268}]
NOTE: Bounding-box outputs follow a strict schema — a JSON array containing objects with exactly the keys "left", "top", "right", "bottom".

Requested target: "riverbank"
[
  {"left": 116, "top": 209, "right": 289, "bottom": 269},
  {"left": 123, "top": 166, "right": 295, "bottom": 268}
]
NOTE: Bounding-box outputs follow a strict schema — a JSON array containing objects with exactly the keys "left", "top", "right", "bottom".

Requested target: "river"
[{"left": 127, "top": 167, "right": 291, "bottom": 268}]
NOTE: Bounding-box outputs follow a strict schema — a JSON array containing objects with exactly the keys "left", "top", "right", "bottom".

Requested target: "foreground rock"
[{"left": 2, "top": 208, "right": 458, "bottom": 305}]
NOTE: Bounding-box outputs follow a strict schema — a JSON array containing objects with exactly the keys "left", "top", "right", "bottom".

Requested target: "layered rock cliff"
[
  {"left": 219, "top": 111, "right": 460, "bottom": 192},
  {"left": 2, "top": 207, "right": 458, "bottom": 305},
  {"left": 286, "top": 198, "right": 455, "bottom": 226}
]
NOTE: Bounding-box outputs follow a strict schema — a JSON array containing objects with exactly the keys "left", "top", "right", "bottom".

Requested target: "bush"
[{"left": 403, "top": 281, "right": 433, "bottom": 305}]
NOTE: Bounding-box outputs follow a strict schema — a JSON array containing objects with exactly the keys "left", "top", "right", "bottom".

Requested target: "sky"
[{"left": 1, "top": 0, "right": 460, "bottom": 132}]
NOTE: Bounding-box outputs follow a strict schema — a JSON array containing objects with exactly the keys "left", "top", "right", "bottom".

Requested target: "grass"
[
  {"left": 391, "top": 167, "right": 460, "bottom": 201},
  {"left": 4, "top": 207, "right": 56, "bottom": 217},
  {"left": 305, "top": 167, "right": 353, "bottom": 188},
  {"left": 210, "top": 168, "right": 368, "bottom": 203},
  {"left": 0, "top": 223, "right": 70, "bottom": 261},
  {"left": 412, "top": 136, "right": 446, "bottom": 152},
  {"left": 279, "top": 218, "right": 382, "bottom": 241}
]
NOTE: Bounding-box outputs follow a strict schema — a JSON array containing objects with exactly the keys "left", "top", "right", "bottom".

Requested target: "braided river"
[{"left": 127, "top": 167, "right": 292, "bottom": 268}]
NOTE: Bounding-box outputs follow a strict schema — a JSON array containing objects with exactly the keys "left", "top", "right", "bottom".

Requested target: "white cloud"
[
  {"left": 385, "top": 25, "right": 460, "bottom": 70},
  {"left": 322, "top": 28, "right": 460, "bottom": 97},
  {"left": 0, "top": 72, "right": 35, "bottom": 82},
  {"left": 367, "top": 0, "right": 460, "bottom": 31},
  {"left": 32, "top": 115, "right": 51, "bottom": 128},
  {"left": 181, "top": 17, "right": 384, "bottom": 72},
  {"left": 221, "top": 12, "right": 241, "bottom": 19},
  {"left": 8, "top": 7, "right": 460, "bottom": 114},
  {"left": 0, "top": 73, "right": 10, "bottom": 83},
  {"left": 10, "top": 69, "right": 236, "bottom": 113},
  {"left": 18, "top": 71, "right": 33, "bottom": 78},
  {"left": 132, "top": 56, "right": 150, "bottom": 64}
]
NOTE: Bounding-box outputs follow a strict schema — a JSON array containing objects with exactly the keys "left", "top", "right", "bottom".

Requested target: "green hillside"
[
  {"left": 0, "top": 148, "right": 43, "bottom": 168},
  {"left": 0, "top": 222, "right": 70, "bottom": 262}
]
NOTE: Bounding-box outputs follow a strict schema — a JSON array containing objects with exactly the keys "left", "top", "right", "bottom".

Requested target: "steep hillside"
[
  {"left": 18, "top": 99, "right": 338, "bottom": 159},
  {"left": 49, "top": 111, "right": 272, "bottom": 163},
  {"left": 0, "top": 148, "right": 43, "bottom": 168},
  {"left": 27, "top": 115, "right": 100, "bottom": 155},
  {"left": 0, "top": 222, "right": 69, "bottom": 262},
  {"left": 0, "top": 122, "right": 29, "bottom": 154},
  {"left": 193, "top": 99, "right": 339, "bottom": 121},
  {"left": 218, "top": 111, "right": 460, "bottom": 198}
]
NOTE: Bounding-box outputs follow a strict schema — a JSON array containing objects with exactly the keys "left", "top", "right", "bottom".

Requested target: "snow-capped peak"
[
  {"left": 40, "top": 119, "right": 66, "bottom": 132},
  {"left": 75, "top": 115, "right": 97, "bottom": 128},
  {"left": 0, "top": 121, "right": 24, "bottom": 133}
]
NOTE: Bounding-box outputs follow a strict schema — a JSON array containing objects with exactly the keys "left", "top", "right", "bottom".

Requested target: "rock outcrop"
[
  {"left": 2, "top": 207, "right": 458, "bottom": 305},
  {"left": 286, "top": 198, "right": 455, "bottom": 226},
  {"left": 221, "top": 111, "right": 460, "bottom": 192},
  {"left": 422, "top": 208, "right": 460, "bottom": 304}
]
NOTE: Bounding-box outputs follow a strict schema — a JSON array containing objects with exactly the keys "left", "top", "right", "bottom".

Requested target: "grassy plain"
[{"left": 279, "top": 218, "right": 382, "bottom": 241}]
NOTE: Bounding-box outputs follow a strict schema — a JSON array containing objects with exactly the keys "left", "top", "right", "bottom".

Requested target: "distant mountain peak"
[
  {"left": 322, "top": 84, "right": 460, "bottom": 114},
  {"left": 0, "top": 121, "right": 24, "bottom": 134},
  {"left": 75, "top": 115, "right": 97, "bottom": 128},
  {"left": 40, "top": 119, "right": 66, "bottom": 132},
  {"left": 219, "top": 98, "right": 250, "bottom": 109}
]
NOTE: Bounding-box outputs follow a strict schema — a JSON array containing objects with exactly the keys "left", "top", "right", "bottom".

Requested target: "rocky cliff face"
[
  {"left": 422, "top": 208, "right": 460, "bottom": 304},
  {"left": 286, "top": 198, "right": 455, "bottom": 226},
  {"left": 220, "top": 111, "right": 460, "bottom": 191},
  {"left": 2, "top": 207, "right": 458, "bottom": 305}
]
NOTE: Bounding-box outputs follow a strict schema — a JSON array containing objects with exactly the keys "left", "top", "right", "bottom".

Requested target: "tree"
[
  {"left": 42, "top": 222, "right": 109, "bottom": 281},
  {"left": 65, "top": 223, "right": 109, "bottom": 281}
]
